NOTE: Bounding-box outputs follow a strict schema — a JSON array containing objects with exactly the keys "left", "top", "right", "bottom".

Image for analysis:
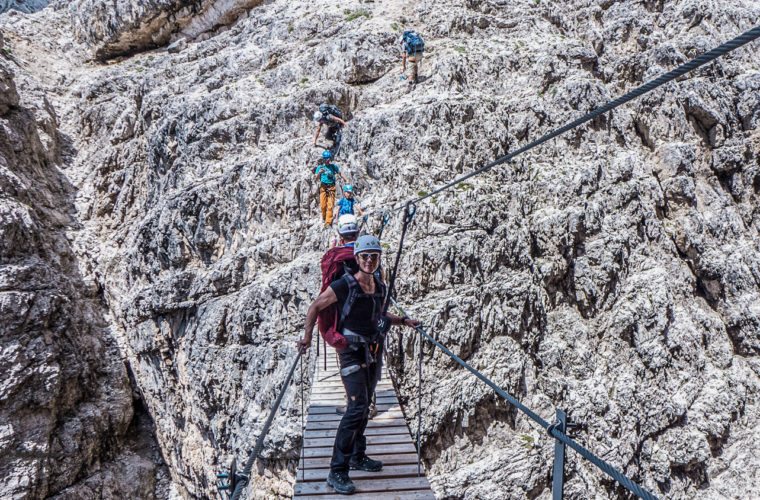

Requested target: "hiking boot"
[
  {"left": 349, "top": 455, "right": 383, "bottom": 472},
  {"left": 326, "top": 470, "right": 356, "bottom": 495}
]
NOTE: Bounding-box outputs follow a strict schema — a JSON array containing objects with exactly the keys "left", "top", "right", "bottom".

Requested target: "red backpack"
[{"left": 317, "top": 246, "right": 357, "bottom": 351}]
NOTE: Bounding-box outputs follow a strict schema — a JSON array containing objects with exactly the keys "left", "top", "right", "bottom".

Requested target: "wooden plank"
[
  {"left": 294, "top": 490, "right": 435, "bottom": 500},
  {"left": 308, "top": 404, "right": 399, "bottom": 414},
  {"left": 300, "top": 453, "right": 420, "bottom": 470},
  {"left": 306, "top": 411, "right": 404, "bottom": 423},
  {"left": 304, "top": 433, "right": 412, "bottom": 448},
  {"left": 304, "top": 426, "right": 410, "bottom": 439},
  {"left": 311, "top": 389, "right": 396, "bottom": 397},
  {"left": 303, "top": 442, "right": 416, "bottom": 459},
  {"left": 310, "top": 396, "right": 398, "bottom": 405},
  {"left": 306, "top": 418, "right": 407, "bottom": 430},
  {"left": 294, "top": 476, "right": 431, "bottom": 495},
  {"left": 296, "top": 464, "right": 425, "bottom": 482}
]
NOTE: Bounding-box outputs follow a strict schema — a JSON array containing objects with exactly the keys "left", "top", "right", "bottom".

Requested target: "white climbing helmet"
[
  {"left": 337, "top": 214, "right": 358, "bottom": 236},
  {"left": 354, "top": 234, "right": 382, "bottom": 256}
]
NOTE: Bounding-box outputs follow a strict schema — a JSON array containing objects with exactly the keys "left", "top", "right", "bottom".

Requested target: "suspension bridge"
[{"left": 215, "top": 26, "right": 760, "bottom": 500}]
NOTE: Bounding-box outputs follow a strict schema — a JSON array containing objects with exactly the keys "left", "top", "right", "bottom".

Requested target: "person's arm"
[
  {"left": 355, "top": 203, "right": 364, "bottom": 216},
  {"left": 332, "top": 116, "right": 347, "bottom": 128},
  {"left": 339, "top": 172, "right": 349, "bottom": 183},
  {"left": 313, "top": 123, "right": 322, "bottom": 145},
  {"left": 315, "top": 165, "right": 323, "bottom": 182},
  {"left": 402, "top": 51, "right": 407, "bottom": 72},
  {"left": 386, "top": 313, "right": 420, "bottom": 328},
  {"left": 298, "top": 287, "right": 339, "bottom": 348}
]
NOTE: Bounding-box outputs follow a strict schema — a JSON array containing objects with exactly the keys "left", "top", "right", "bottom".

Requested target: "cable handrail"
[
  {"left": 227, "top": 345, "right": 306, "bottom": 500},
  {"left": 390, "top": 298, "right": 658, "bottom": 500},
  {"left": 374, "top": 26, "right": 760, "bottom": 215},
  {"left": 219, "top": 26, "right": 760, "bottom": 499}
]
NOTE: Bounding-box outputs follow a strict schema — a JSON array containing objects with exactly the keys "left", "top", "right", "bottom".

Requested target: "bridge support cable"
[
  {"left": 222, "top": 345, "right": 306, "bottom": 500},
  {"left": 381, "top": 26, "right": 760, "bottom": 214},
  {"left": 390, "top": 298, "right": 659, "bottom": 500}
]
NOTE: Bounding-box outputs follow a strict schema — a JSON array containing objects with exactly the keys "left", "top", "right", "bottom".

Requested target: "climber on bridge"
[
  {"left": 335, "top": 184, "right": 364, "bottom": 220},
  {"left": 313, "top": 104, "right": 347, "bottom": 157},
  {"left": 298, "top": 235, "right": 420, "bottom": 495},
  {"left": 401, "top": 30, "right": 424, "bottom": 90},
  {"left": 315, "top": 150, "right": 349, "bottom": 228}
]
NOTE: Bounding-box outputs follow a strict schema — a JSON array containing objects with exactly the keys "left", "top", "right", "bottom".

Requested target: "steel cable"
[
  {"left": 383, "top": 26, "right": 760, "bottom": 213},
  {"left": 230, "top": 345, "right": 306, "bottom": 500},
  {"left": 391, "top": 298, "right": 658, "bottom": 500}
]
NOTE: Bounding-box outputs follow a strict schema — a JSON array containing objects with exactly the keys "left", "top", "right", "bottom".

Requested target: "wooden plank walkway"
[{"left": 295, "top": 349, "right": 435, "bottom": 499}]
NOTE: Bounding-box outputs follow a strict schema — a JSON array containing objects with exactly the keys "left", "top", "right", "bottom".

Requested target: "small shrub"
[
  {"left": 391, "top": 22, "right": 399, "bottom": 31},
  {"left": 300, "top": 77, "right": 309, "bottom": 84},
  {"left": 417, "top": 190, "right": 428, "bottom": 197},
  {"left": 345, "top": 8, "right": 371, "bottom": 21},
  {"left": 454, "top": 46, "right": 466, "bottom": 53}
]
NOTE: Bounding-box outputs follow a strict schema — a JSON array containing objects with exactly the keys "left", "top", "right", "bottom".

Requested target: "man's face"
[{"left": 356, "top": 252, "right": 381, "bottom": 273}]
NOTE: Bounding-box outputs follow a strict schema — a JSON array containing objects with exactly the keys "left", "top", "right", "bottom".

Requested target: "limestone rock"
[{"left": 2, "top": 0, "right": 760, "bottom": 499}]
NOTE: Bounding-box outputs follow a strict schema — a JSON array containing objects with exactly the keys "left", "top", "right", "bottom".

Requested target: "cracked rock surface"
[{"left": 1, "top": 0, "right": 760, "bottom": 498}]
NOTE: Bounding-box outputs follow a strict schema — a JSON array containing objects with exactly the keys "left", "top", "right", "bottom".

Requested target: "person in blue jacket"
[{"left": 335, "top": 185, "right": 364, "bottom": 219}]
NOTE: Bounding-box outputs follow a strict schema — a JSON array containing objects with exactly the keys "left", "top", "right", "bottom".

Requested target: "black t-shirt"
[{"left": 330, "top": 274, "right": 384, "bottom": 338}]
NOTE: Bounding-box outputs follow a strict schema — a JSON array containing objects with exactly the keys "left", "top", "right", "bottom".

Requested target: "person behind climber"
[
  {"left": 315, "top": 150, "right": 348, "bottom": 228},
  {"left": 335, "top": 184, "right": 364, "bottom": 219},
  {"left": 298, "top": 235, "right": 420, "bottom": 495},
  {"left": 330, "top": 214, "right": 360, "bottom": 249},
  {"left": 401, "top": 30, "right": 425, "bottom": 89},
  {"left": 313, "top": 104, "right": 347, "bottom": 157}
]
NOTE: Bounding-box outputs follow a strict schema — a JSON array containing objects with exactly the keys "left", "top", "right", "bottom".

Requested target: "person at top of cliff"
[
  {"left": 298, "top": 235, "right": 420, "bottom": 495},
  {"left": 401, "top": 30, "right": 425, "bottom": 90},
  {"left": 315, "top": 150, "right": 349, "bottom": 228},
  {"left": 335, "top": 185, "right": 364, "bottom": 219},
  {"left": 313, "top": 104, "right": 347, "bottom": 157}
]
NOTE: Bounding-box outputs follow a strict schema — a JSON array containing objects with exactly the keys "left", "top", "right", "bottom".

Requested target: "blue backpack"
[
  {"left": 403, "top": 31, "right": 424, "bottom": 55},
  {"left": 319, "top": 104, "right": 343, "bottom": 120}
]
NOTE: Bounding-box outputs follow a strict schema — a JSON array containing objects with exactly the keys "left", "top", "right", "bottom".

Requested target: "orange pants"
[{"left": 319, "top": 184, "right": 336, "bottom": 225}]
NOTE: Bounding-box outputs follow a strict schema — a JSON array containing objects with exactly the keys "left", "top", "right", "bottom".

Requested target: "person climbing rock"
[
  {"left": 313, "top": 104, "right": 347, "bottom": 157},
  {"left": 335, "top": 184, "right": 364, "bottom": 220},
  {"left": 298, "top": 235, "right": 420, "bottom": 495},
  {"left": 315, "top": 150, "right": 348, "bottom": 227},
  {"left": 401, "top": 30, "right": 425, "bottom": 90}
]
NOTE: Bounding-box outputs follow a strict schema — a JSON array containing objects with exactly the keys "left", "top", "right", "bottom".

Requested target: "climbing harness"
[{"left": 223, "top": 26, "right": 760, "bottom": 500}]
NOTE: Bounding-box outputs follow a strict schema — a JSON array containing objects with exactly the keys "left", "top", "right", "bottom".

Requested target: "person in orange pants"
[{"left": 315, "top": 150, "right": 348, "bottom": 227}]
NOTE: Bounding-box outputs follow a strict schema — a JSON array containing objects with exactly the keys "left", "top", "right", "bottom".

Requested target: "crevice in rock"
[{"left": 421, "top": 394, "right": 519, "bottom": 467}]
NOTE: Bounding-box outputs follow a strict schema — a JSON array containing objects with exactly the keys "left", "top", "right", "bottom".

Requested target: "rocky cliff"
[{"left": 1, "top": 0, "right": 759, "bottom": 498}]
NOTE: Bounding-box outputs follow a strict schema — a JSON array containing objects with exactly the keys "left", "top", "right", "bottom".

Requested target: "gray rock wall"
[
  {"left": 1, "top": 0, "right": 759, "bottom": 498},
  {"left": 0, "top": 21, "right": 168, "bottom": 500}
]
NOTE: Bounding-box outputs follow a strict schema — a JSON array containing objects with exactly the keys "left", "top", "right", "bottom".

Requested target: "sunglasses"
[{"left": 358, "top": 252, "right": 380, "bottom": 261}]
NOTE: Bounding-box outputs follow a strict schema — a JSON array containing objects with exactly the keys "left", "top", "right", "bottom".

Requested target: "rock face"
[
  {"left": 0, "top": 22, "right": 168, "bottom": 500},
  {"left": 1, "top": 0, "right": 760, "bottom": 499}
]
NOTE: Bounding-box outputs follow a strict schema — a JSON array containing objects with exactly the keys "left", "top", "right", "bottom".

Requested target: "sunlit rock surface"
[{"left": 1, "top": 0, "right": 759, "bottom": 498}]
